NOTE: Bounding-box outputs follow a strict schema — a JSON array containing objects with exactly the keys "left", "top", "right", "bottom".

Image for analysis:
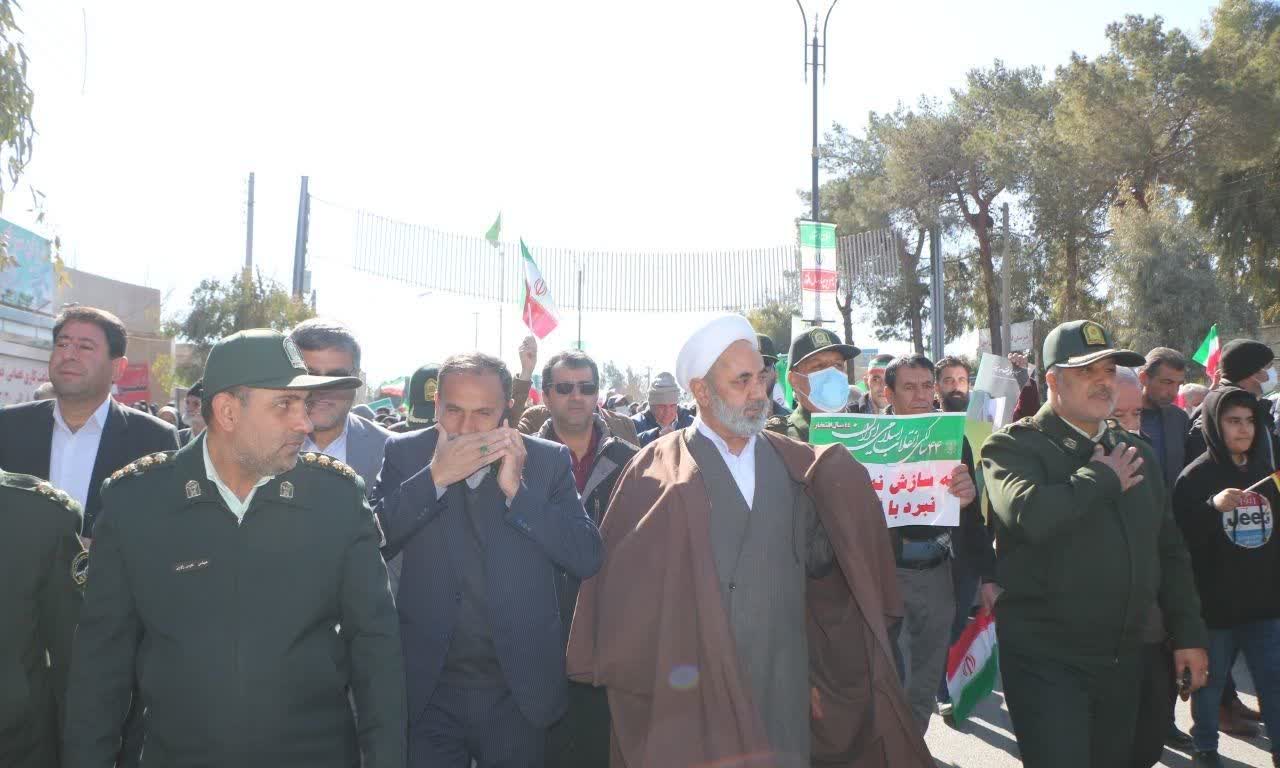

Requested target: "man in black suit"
[
  {"left": 0, "top": 306, "right": 178, "bottom": 541},
  {"left": 373, "top": 352, "right": 603, "bottom": 768}
]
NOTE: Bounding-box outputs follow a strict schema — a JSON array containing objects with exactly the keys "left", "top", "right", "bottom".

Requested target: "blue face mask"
[{"left": 803, "top": 366, "right": 850, "bottom": 413}]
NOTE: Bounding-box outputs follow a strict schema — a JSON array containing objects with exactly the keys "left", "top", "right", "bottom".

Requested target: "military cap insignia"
[
  {"left": 1082, "top": 322, "right": 1107, "bottom": 347},
  {"left": 279, "top": 480, "right": 295, "bottom": 499},
  {"left": 71, "top": 550, "right": 90, "bottom": 587},
  {"left": 808, "top": 328, "right": 836, "bottom": 347},
  {"left": 424, "top": 377, "right": 438, "bottom": 400},
  {"left": 185, "top": 480, "right": 202, "bottom": 499},
  {"left": 283, "top": 336, "right": 306, "bottom": 369}
]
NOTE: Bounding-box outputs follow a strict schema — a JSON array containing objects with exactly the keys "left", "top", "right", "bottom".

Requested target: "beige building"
[{"left": 0, "top": 217, "right": 173, "bottom": 404}]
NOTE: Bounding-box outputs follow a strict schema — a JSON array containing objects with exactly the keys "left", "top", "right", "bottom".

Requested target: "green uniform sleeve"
[
  {"left": 1154, "top": 474, "right": 1209, "bottom": 650},
  {"left": 63, "top": 502, "right": 140, "bottom": 767},
  {"left": 981, "top": 429, "right": 1123, "bottom": 545},
  {"left": 39, "top": 515, "right": 84, "bottom": 737},
  {"left": 341, "top": 488, "right": 408, "bottom": 768}
]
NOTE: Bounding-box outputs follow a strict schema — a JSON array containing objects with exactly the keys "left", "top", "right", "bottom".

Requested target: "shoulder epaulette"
[
  {"left": 102, "top": 452, "right": 174, "bottom": 490},
  {"left": 2, "top": 472, "right": 83, "bottom": 519},
  {"left": 1004, "top": 417, "right": 1040, "bottom": 434},
  {"left": 765, "top": 415, "right": 789, "bottom": 433},
  {"left": 299, "top": 452, "right": 360, "bottom": 483}
]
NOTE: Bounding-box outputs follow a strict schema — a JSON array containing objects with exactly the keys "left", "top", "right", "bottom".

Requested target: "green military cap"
[
  {"left": 1043, "top": 320, "right": 1145, "bottom": 370},
  {"left": 406, "top": 363, "right": 441, "bottom": 429},
  {"left": 202, "top": 329, "right": 362, "bottom": 400},
  {"left": 757, "top": 334, "right": 780, "bottom": 365},
  {"left": 788, "top": 327, "right": 860, "bottom": 368}
]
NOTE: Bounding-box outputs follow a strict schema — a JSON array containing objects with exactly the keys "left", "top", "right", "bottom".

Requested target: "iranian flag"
[
  {"left": 1193, "top": 324, "right": 1222, "bottom": 380},
  {"left": 945, "top": 607, "right": 999, "bottom": 722},
  {"left": 520, "top": 239, "right": 559, "bottom": 339}
]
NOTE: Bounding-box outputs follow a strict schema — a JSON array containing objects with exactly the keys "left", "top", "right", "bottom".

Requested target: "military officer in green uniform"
[
  {"left": 0, "top": 471, "right": 84, "bottom": 768},
  {"left": 766, "top": 326, "right": 860, "bottom": 440},
  {"left": 64, "top": 329, "right": 407, "bottom": 768},
  {"left": 982, "top": 320, "right": 1209, "bottom": 768}
]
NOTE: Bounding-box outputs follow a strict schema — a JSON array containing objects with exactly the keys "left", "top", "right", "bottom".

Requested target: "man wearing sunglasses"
[
  {"left": 534, "top": 350, "right": 638, "bottom": 767},
  {"left": 290, "top": 319, "right": 393, "bottom": 495}
]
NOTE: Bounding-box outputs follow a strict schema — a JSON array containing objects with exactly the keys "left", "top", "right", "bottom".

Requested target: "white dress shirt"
[
  {"left": 692, "top": 417, "right": 758, "bottom": 508},
  {"left": 203, "top": 438, "right": 273, "bottom": 523},
  {"left": 49, "top": 396, "right": 111, "bottom": 510},
  {"left": 302, "top": 419, "right": 349, "bottom": 464}
]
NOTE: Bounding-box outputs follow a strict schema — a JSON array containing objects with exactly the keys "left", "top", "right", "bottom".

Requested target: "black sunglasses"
[{"left": 553, "top": 381, "right": 599, "bottom": 396}]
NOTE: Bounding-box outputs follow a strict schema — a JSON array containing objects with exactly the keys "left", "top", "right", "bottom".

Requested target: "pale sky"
[{"left": 9, "top": 0, "right": 1216, "bottom": 384}]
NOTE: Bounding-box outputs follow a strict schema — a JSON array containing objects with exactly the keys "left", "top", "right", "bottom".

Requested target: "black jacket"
[
  {"left": 0, "top": 471, "right": 84, "bottom": 768},
  {"left": 1174, "top": 387, "right": 1280, "bottom": 630},
  {"left": 539, "top": 416, "right": 639, "bottom": 641},
  {"left": 0, "top": 399, "right": 179, "bottom": 537}
]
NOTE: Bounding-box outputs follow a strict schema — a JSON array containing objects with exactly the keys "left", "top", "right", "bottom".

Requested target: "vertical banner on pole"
[{"left": 799, "top": 220, "right": 838, "bottom": 323}]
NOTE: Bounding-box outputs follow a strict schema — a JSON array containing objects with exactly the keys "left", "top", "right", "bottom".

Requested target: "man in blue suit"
[{"left": 373, "top": 352, "right": 603, "bottom": 768}]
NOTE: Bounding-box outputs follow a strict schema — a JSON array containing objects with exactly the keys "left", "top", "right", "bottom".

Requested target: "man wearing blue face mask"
[{"left": 766, "top": 328, "right": 861, "bottom": 441}]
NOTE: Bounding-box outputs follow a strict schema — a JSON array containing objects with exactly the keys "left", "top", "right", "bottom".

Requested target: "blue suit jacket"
[{"left": 371, "top": 426, "right": 602, "bottom": 728}]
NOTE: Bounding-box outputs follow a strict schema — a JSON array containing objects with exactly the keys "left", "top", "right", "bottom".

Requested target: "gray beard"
[{"left": 707, "top": 384, "right": 768, "bottom": 438}]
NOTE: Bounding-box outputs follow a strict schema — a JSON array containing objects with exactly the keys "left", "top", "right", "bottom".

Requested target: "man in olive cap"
[
  {"left": 982, "top": 320, "right": 1208, "bottom": 768},
  {"left": 405, "top": 363, "right": 441, "bottom": 431},
  {"left": 766, "top": 327, "right": 860, "bottom": 441},
  {"left": 0, "top": 469, "right": 84, "bottom": 768},
  {"left": 756, "top": 333, "right": 791, "bottom": 418},
  {"left": 65, "top": 329, "right": 407, "bottom": 768}
]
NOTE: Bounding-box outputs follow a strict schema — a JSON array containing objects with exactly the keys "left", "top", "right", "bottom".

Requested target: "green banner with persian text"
[{"left": 809, "top": 412, "right": 967, "bottom": 528}]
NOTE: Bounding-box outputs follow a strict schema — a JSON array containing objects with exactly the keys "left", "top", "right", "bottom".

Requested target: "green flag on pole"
[{"left": 485, "top": 212, "right": 502, "bottom": 247}]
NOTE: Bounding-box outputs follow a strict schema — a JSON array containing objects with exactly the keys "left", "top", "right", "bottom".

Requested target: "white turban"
[{"left": 675, "top": 314, "right": 759, "bottom": 391}]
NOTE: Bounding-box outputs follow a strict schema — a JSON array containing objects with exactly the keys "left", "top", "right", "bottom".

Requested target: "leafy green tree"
[
  {"left": 881, "top": 62, "right": 1050, "bottom": 354},
  {"left": 0, "top": 0, "right": 37, "bottom": 271},
  {"left": 1186, "top": 0, "right": 1280, "bottom": 321},
  {"left": 164, "top": 269, "right": 315, "bottom": 383},
  {"left": 1106, "top": 193, "right": 1256, "bottom": 355},
  {"left": 744, "top": 300, "right": 796, "bottom": 357}
]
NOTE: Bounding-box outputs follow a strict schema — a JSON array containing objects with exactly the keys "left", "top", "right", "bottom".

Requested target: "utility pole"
[
  {"left": 796, "top": 0, "right": 839, "bottom": 222},
  {"left": 244, "top": 172, "right": 255, "bottom": 272},
  {"left": 1000, "top": 202, "right": 1012, "bottom": 356},
  {"left": 291, "top": 176, "right": 310, "bottom": 299}
]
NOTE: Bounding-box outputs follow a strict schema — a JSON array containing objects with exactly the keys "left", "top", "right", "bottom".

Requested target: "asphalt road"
[{"left": 924, "top": 657, "right": 1272, "bottom": 767}]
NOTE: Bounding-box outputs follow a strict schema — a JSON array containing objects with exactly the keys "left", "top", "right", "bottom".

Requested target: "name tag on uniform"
[{"left": 173, "top": 559, "right": 211, "bottom": 573}]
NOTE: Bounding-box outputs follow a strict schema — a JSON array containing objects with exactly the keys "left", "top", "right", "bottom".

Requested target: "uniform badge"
[
  {"left": 1062, "top": 437, "right": 1078, "bottom": 450},
  {"left": 1082, "top": 322, "right": 1107, "bottom": 347},
  {"left": 71, "top": 550, "right": 90, "bottom": 587},
  {"left": 279, "top": 480, "right": 294, "bottom": 499},
  {"left": 424, "top": 377, "right": 438, "bottom": 400},
  {"left": 185, "top": 480, "right": 202, "bottom": 499},
  {"left": 283, "top": 337, "right": 306, "bottom": 369}
]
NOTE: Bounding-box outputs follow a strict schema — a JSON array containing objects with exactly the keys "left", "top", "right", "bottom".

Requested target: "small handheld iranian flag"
[
  {"left": 945, "top": 607, "right": 999, "bottom": 722},
  {"left": 520, "top": 239, "right": 559, "bottom": 339},
  {"left": 1193, "top": 324, "right": 1221, "bottom": 379}
]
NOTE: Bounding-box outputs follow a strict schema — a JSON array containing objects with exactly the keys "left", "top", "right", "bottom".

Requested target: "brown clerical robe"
[{"left": 566, "top": 427, "right": 932, "bottom": 768}]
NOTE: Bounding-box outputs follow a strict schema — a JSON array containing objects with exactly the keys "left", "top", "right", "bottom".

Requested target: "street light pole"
[{"left": 797, "top": 0, "right": 839, "bottom": 222}]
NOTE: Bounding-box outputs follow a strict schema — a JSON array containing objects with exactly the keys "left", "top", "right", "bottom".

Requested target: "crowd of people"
[{"left": 2, "top": 303, "right": 1280, "bottom": 768}]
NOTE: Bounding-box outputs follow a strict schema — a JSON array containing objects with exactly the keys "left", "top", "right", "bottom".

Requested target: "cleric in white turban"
[
  {"left": 567, "top": 315, "right": 929, "bottom": 768},
  {"left": 675, "top": 313, "right": 760, "bottom": 391}
]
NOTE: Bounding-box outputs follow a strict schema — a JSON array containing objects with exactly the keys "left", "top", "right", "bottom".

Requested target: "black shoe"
[
  {"left": 1165, "top": 725, "right": 1193, "bottom": 748},
  {"left": 1192, "top": 751, "right": 1224, "bottom": 768}
]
